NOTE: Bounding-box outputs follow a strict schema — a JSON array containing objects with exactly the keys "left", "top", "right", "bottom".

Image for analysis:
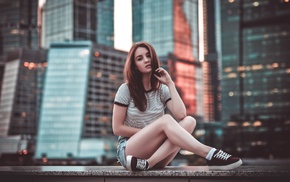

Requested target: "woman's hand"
[{"left": 154, "top": 67, "right": 173, "bottom": 85}]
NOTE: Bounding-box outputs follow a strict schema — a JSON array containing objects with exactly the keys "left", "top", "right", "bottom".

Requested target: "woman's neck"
[{"left": 142, "top": 73, "right": 151, "bottom": 91}]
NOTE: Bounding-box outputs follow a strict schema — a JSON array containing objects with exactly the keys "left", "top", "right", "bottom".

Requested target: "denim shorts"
[{"left": 116, "top": 137, "right": 128, "bottom": 168}]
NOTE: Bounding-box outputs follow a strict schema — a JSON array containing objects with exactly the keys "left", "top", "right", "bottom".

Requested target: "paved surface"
[{"left": 0, "top": 165, "right": 290, "bottom": 177}]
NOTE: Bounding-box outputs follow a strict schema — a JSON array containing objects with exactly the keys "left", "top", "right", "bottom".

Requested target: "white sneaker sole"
[
  {"left": 126, "top": 155, "right": 133, "bottom": 171},
  {"left": 209, "top": 159, "right": 243, "bottom": 170}
]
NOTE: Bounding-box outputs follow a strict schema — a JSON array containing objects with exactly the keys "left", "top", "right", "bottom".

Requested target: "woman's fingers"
[
  {"left": 154, "top": 69, "right": 162, "bottom": 77},
  {"left": 155, "top": 67, "right": 167, "bottom": 76}
]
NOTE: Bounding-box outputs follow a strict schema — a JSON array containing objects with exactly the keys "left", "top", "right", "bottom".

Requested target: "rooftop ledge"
[{"left": 1, "top": 166, "right": 290, "bottom": 182}]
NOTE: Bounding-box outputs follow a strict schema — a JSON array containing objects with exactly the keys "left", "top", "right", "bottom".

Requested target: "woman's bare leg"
[
  {"left": 148, "top": 116, "right": 196, "bottom": 168},
  {"left": 151, "top": 147, "right": 179, "bottom": 169},
  {"left": 125, "top": 114, "right": 213, "bottom": 168}
]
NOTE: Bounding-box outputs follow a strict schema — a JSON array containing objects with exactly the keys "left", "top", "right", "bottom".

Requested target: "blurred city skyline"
[
  {"left": 39, "top": 0, "right": 133, "bottom": 51},
  {"left": 0, "top": 0, "right": 289, "bottom": 166}
]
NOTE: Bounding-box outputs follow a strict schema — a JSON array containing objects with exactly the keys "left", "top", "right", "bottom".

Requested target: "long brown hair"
[{"left": 124, "top": 41, "right": 160, "bottom": 111}]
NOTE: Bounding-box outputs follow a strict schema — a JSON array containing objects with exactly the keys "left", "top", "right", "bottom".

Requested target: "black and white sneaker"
[
  {"left": 207, "top": 149, "right": 243, "bottom": 170},
  {"left": 126, "top": 155, "right": 149, "bottom": 171}
]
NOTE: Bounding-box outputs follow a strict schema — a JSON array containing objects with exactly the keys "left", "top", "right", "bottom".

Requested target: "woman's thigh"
[
  {"left": 125, "top": 114, "right": 173, "bottom": 159},
  {"left": 125, "top": 115, "right": 196, "bottom": 160},
  {"left": 152, "top": 116, "right": 196, "bottom": 168}
]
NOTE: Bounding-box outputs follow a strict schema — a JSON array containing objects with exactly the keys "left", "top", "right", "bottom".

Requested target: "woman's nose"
[{"left": 144, "top": 57, "right": 149, "bottom": 62}]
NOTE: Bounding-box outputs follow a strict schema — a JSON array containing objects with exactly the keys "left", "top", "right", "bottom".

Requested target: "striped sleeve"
[
  {"left": 114, "top": 83, "right": 130, "bottom": 107},
  {"left": 161, "top": 84, "right": 171, "bottom": 105}
]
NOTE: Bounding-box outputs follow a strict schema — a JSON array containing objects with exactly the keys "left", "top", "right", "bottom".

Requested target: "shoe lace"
[
  {"left": 136, "top": 159, "right": 147, "bottom": 170},
  {"left": 214, "top": 150, "right": 231, "bottom": 160}
]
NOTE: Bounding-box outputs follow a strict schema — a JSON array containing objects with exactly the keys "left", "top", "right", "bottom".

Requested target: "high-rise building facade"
[
  {"left": 0, "top": 0, "right": 39, "bottom": 58},
  {"left": 35, "top": 41, "right": 126, "bottom": 164},
  {"left": 132, "top": 0, "right": 203, "bottom": 118},
  {"left": 0, "top": 48, "right": 47, "bottom": 161},
  {"left": 82, "top": 44, "right": 126, "bottom": 139},
  {"left": 133, "top": 0, "right": 199, "bottom": 60},
  {"left": 0, "top": 49, "right": 47, "bottom": 137},
  {"left": 220, "top": 0, "right": 290, "bottom": 157},
  {"left": 220, "top": 0, "right": 290, "bottom": 121},
  {"left": 202, "top": 0, "right": 221, "bottom": 122},
  {"left": 42, "top": 0, "right": 114, "bottom": 48}
]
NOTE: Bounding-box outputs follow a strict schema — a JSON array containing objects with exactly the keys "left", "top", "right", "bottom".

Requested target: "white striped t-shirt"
[{"left": 114, "top": 83, "right": 171, "bottom": 130}]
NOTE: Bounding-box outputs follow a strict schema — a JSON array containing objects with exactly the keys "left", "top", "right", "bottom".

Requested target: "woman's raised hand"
[{"left": 153, "top": 67, "right": 173, "bottom": 85}]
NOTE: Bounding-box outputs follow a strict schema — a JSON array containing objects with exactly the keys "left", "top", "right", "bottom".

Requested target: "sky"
[
  {"left": 39, "top": 0, "right": 132, "bottom": 52},
  {"left": 114, "top": 0, "right": 132, "bottom": 51}
]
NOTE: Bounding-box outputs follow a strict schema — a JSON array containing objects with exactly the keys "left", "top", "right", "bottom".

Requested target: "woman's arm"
[
  {"left": 112, "top": 104, "right": 141, "bottom": 137},
  {"left": 166, "top": 81, "right": 187, "bottom": 120},
  {"left": 154, "top": 68, "right": 186, "bottom": 120}
]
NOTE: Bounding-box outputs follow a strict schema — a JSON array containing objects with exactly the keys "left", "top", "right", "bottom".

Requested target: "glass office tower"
[
  {"left": 220, "top": 0, "right": 290, "bottom": 157},
  {"left": 82, "top": 44, "right": 127, "bottom": 139},
  {"left": 202, "top": 0, "right": 221, "bottom": 122},
  {"left": 0, "top": 0, "right": 39, "bottom": 57},
  {"left": 36, "top": 41, "right": 92, "bottom": 159},
  {"left": 35, "top": 41, "right": 127, "bottom": 164},
  {"left": 133, "top": 0, "right": 199, "bottom": 60},
  {"left": 97, "top": 0, "right": 114, "bottom": 46},
  {"left": 0, "top": 49, "right": 46, "bottom": 164},
  {"left": 0, "top": 49, "right": 47, "bottom": 137},
  {"left": 220, "top": 0, "right": 290, "bottom": 121},
  {"left": 42, "top": 0, "right": 114, "bottom": 48},
  {"left": 132, "top": 0, "right": 203, "bottom": 117}
]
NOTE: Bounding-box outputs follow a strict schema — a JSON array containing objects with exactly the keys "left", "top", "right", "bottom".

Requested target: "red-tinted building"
[{"left": 132, "top": 0, "right": 203, "bottom": 118}]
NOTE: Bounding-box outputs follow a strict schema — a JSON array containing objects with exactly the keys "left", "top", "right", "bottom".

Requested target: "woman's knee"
[
  {"left": 159, "top": 114, "right": 195, "bottom": 132},
  {"left": 181, "top": 116, "right": 196, "bottom": 133},
  {"left": 158, "top": 114, "right": 178, "bottom": 128}
]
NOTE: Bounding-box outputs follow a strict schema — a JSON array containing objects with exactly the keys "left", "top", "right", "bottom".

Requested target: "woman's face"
[{"left": 134, "top": 47, "right": 152, "bottom": 75}]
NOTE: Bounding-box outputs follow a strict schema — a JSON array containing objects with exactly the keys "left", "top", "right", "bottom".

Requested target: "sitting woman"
[{"left": 112, "top": 41, "right": 242, "bottom": 171}]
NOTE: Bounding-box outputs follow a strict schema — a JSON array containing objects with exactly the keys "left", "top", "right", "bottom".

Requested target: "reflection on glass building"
[
  {"left": 0, "top": 0, "right": 39, "bottom": 57},
  {"left": 220, "top": 0, "right": 290, "bottom": 158},
  {"left": 133, "top": 0, "right": 198, "bottom": 60},
  {"left": 0, "top": 48, "right": 47, "bottom": 164},
  {"left": 202, "top": 0, "right": 222, "bottom": 122},
  {"left": 132, "top": 0, "right": 203, "bottom": 118},
  {"left": 35, "top": 41, "right": 126, "bottom": 165},
  {"left": 42, "top": 0, "right": 114, "bottom": 48}
]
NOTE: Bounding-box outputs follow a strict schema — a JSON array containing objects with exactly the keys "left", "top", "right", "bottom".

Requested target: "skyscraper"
[
  {"left": 0, "top": 0, "right": 40, "bottom": 118},
  {"left": 35, "top": 41, "right": 127, "bottom": 164},
  {"left": 0, "top": 49, "right": 47, "bottom": 137},
  {"left": 0, "top": 48, "right": 47, "bottom": 161},
  {"left": 220, "top": 0, "right": 290, "bottom": 157},
  {"left": 220, "top": 0, "right": 290, "bottom": 122},
  {"left": 133, "top": 0, "right": 199, "bottom": 60},
  {"left": 202, "top": 0, "right": 221, "bottom": 122},
  {"left": 0, "top": 0, "right": 39, "bottom": 58},
  {"left": 42, "top": 0, "right": 114, "bottom": 48},
  {"left": 132, "top": 0, "right": 203, "bottom": 118}
]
